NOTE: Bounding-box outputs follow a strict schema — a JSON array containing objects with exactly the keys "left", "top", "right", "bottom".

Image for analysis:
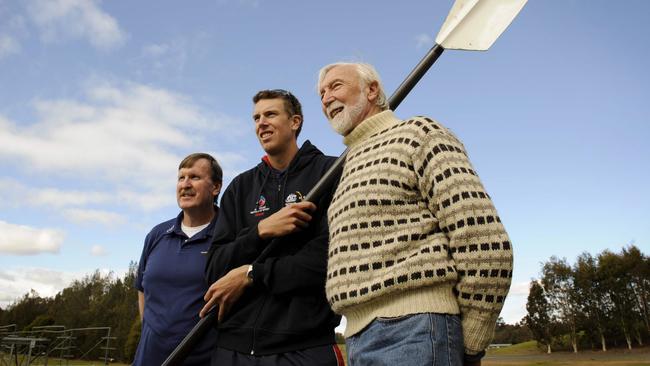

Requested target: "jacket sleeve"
[
  {"left": 205, "top": 179, "right": 270, "bottom": 284},
  {"left": 251, "top": 186, "right": 333, "bottom": 295},
  {"left": 413, "top": 117, "right": 513, "bottom": 356},
  {"left": 134, "top": 230, "right": 155, "bottom": 292}
]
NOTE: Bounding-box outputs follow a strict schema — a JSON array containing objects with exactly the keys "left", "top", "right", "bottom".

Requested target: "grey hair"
[{"left": 317, "top": 62, "right": 389, "bottom": 111}]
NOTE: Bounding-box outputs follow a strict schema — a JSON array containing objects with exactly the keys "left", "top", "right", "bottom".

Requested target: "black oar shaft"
[
  {"left": 389, "top": 44, "right": 444, "bottom": 110},
  {"left": 162, "top": 43, "right": 446, "bottom": 366},
  {"left": 162, "top": 311, "right": 215, "bottom": 366}
]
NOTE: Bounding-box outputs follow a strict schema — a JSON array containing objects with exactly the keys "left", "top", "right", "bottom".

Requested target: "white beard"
[{"left": 327, "top": 92, "right": 367, "bottom": 136}]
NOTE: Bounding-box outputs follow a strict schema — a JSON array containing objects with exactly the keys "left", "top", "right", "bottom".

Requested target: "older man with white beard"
[{"left": 317, "top": 62, "right": 513, "bottom": 366}]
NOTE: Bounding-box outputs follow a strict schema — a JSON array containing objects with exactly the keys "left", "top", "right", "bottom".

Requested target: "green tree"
[
  {"left": 106, "top": 263, "right": 139, "bottom": 361},
  {"left": 542, "top": 256, "right": 580, "bottom": 353},
  {"left": 24, "top": 314, "right": 55, "bottom": 331},
  {"left": 574, "top": 252, "right": 609, "bottom": 351},
  {"left": 124, "top": 315, "right": 141, "bottom": 363},
  {"left": 0, "top": 263, "right": 140, "bottom": 363},
  {"left": 3, "top": 289, "right": 52, "bottom": 330},
  {"left": 599, "top": 250, "right": 638, "bottom": 349},
  {"left": 492, "top": 317, "right": 533, "bottom": 345},
  {"left": 621, "top": 245, "right": 649, "bottom": 345},
  {"left": 525, "top": 280, "right": 554, "bottom": 353}
]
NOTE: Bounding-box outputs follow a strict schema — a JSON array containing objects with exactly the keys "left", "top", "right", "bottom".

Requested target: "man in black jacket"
[{"left": 201, "top": 89, "right": 343, "bottom": 365}]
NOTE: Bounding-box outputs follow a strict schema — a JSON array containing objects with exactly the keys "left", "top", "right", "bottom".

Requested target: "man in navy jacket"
[
  {"left": 201, "top": 89, "right": 342, "bottom": 365},
  {"left": 134, "top": 153, "right": 222, "bottom": 365}
]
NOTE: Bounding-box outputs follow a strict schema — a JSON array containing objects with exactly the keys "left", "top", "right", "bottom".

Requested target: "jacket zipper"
[
  {"left": 250, "top": 176, "right": 283, "bottom": 355},
  {"left": 249, "top": 294, "right": 268, "bottom": 355}
]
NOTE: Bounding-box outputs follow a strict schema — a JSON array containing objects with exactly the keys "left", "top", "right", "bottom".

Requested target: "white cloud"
[
  {"left": 0, "top": 81, "right": 243, "bottom": 191},
  {"left": 137, "top": 31, "right": 217, "bottom": 80},
  {"left": 508, "top": 280, "right": 531, "bottom": 296},
  {"left": 142, "top": 43, "right": 170, "bottom": 58},
  {"left": 0, "top": 178, "right": 171, "bottom": 214},
  {"left": 63, "top": 208, "right": 126, "bottom": 226},
  {"left": 140, "top": 40, "right": 188, "bottom": 75},
  {"left": 416, "top": 33, "right": 434, "bottom": 49},
  {"left": 30, "top": 188, "right": 113, "bottom": 208},
  {"left": 0, "top": 220, "right": 64, "bottom": 255},
  {"left": 0, "top": 33, "right": 20, "bottom": 58},
  {"left": 137, "top": 33, "right": 214, "bottom": 78},
  {"left": 115, "top": 188, "right": 171, "bottom": 212},
  {"left": 90, "top": 244, "right": 108, "bottom": 256},
  {"left": 26, "top": 0, "right": 126, "bottom": 50},
  {"left": 0, "top": 267, "right": 123, "bottom": 308},
  {"left": 0, "top": 179, "right": 22, "bottom": 209},
  {"left": 0, "top": 179, "right": 114, "bottom": 210},
  {"left": 7, "top": 15, "right": 29, "bottom": 34},
  {"left": 0, "top": 13, "right": 30, "bottom": 60},
  {"left": 0, "top": 80, "right": 247, "bottom": 233},
  {"left": 499, "top": 281, "right": 530, "bottom": 324},
  {"left": 0, "top": 268, "right": 74, "bottom": 306}
]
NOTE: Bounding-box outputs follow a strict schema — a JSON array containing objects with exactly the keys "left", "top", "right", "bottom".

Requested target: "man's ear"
[
  {"left": 212, "top": 183, "right": 222, "bottom": 198},
  {"left": 366, "top": 81, "right": 379, "bottom": 103},
  {"left": 291, "top": 115, "right": 302, "bottom": 132}
]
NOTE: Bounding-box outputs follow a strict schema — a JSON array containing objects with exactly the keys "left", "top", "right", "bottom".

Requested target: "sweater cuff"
[
  {"left": 461, "top": 308, "right": 499, "bottom": 355},
  {"left": 464, "top": 350, "right": 486, "bottom": 363}
]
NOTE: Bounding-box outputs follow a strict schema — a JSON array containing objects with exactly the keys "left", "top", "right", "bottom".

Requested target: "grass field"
[
  {"left": 337, "top": 341, "right": 650, "bottom": 366},
  {"left": 0, "top": 359, "right": 130, "bottom": 366},
  {"left": 3, "top": 342, "right": 649, "bottom": 365},
  {"left": 483, "top": 341, "right": 650, "bottom": 366}
]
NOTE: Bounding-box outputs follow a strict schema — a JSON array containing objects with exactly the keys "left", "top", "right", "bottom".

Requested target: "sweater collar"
[{"left": 343, "top": 110, "right": 400, "bottom": 147}]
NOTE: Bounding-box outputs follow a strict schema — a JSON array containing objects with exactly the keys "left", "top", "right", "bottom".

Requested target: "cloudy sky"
[{"left": 1, "top": 0, "right": 648, "bottom": 328}]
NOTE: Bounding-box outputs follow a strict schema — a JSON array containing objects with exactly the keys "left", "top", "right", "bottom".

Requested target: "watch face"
[{"left": 247, "top": 265, "right": 254, "bottom": 280}]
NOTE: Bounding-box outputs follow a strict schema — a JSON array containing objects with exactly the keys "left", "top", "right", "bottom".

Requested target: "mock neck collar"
[{"left": 343, "top": 110, "right": 399, "bottom": 147}]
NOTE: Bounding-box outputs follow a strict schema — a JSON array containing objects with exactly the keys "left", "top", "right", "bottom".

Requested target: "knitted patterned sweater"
[{"left": 326, "top": 110, "right": 513, "bottom": 355}]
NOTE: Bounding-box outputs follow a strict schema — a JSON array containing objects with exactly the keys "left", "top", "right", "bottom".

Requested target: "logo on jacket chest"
[
  {"left": 284, "top": 191, "right": 304, "bottom": 206},
  {"left": 250, "top": 195, "right": 270, "bottom": 217},
  {"left": 249, "top": 191, "right": 304, "bottom": 217}
]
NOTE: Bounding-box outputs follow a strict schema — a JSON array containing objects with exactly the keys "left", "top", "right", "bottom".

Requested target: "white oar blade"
[{"left": 435, "top": 0, "right": 527, "bottom": 51}]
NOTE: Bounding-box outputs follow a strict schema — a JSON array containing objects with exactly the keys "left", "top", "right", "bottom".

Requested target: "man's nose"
[
  {"left": 257, "top": 116, "right": 269, "bottom": 127},
  {"left": 321, "top": 91, "right": 334, "bottom": 108}
]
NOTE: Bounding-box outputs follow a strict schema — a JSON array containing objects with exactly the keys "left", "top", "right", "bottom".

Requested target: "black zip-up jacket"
[{"left": 205, "top": 140, "right": 341, "bottom": 355}]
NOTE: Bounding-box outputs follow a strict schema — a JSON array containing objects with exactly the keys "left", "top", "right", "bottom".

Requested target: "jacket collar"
[
  {"left": 165, "top": 209, "right": 219, "bottom": 240},
  {"left": 258, "top": 140, "right": 323, "bottom": 176}
]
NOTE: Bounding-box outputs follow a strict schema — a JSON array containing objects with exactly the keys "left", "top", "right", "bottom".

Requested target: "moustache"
[{"left": 327, "top": 101, "right": 345, "bottom": 117}]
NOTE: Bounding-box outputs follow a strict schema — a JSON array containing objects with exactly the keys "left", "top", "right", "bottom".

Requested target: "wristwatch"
[{"left": 246, "top": 265, "right": 254, "bottom": 285}]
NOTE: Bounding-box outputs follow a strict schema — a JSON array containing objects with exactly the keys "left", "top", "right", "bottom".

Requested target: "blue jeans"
[{"left": 346, "top": 313, "right": 463, "bottom": 366}]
